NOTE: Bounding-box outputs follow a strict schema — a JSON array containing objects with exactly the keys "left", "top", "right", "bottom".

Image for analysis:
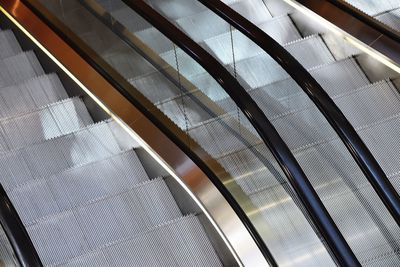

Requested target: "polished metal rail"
[
  {"left": 199, "top": 0, "right": 400, "bottom": 232},
  {"left": 291, "top": 0, "right": 400, "bottom": 80},
  {"left": 122, "top": 1, "right": 360, "bottom": 266},
  {"left": 0, "top": 185, "right": 42, "bottom": 267},
  {"left": 326, "top": 0, "right": 400, "bottom": 43},
  {"left": 7, "top": 0, "right": 270, "bottom": 265}
]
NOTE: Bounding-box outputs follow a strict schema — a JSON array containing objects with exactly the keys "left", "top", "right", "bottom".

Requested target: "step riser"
[{"left": 27, "top": 179, "right": 182, "bottom": 266}]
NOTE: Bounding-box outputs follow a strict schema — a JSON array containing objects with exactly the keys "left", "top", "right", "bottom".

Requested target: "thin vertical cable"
[
  {"left": 173, "top": 43, "right": 190, "bottom": 147},
  {"left": 229, "top": 25, "right": 241, "bottom": 135}
]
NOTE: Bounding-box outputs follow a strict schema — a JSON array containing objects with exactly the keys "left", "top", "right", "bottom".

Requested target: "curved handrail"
[
  {"left": 326, "top": 0, "right": 400, "bottom": 43},
  {"left": 122, "top": 1, "right": 360, "bottom": 266},
  {"left": 5, "top": 0, "right": 268, "bottom": 265},
  {"left": 198, "top": 0, "right": 400, "bottom": 227},
  {"left": 0, "top": 185, "right": 43, "bottom": 267},
  {"left": 15, "top": 0, "right": 279, "bottom": 265}
]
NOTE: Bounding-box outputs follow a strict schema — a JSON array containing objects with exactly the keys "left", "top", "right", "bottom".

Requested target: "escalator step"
[
  {"left": 26, "top": 178, "right": 182, "bottom": 266},
  {"left": 9, "top": 149, "right": 149, "bottom": 224},
  {"left": 0, "top": 51, "right": 44, "bottom": 88},
  {"left": 0, "top": 73, "right": 68, "bottom": 119},
  {"left": 0, "top": 30, "right": 22, "bottom": 59},
  {"left": 257, "top": 14, "right": 302, "bottom": 45},
  {"left": 358, "top": 113, "right": 400, "bottom": 178},
  {"left": 59, "top": 215, "right": 222, "bottom": 267},
  {"left": 216, "top": 57, "right": 369, "bottom": 114},
  {"left": 0, "top": 97, "right": 93, "bottom": 151},
  {"left": 344, "top": 0, "right": 399, "bottom": 16},
  {"left": 175, "top": 0, "right": 273, "bottom": 43},
  {"left": 0, "top": 120, "right": 123, "bottom": 189},
  {"left": 217, "top": 143, "right": 282, "bottom": 194},
  {"left": 375, "top": 8, "right": 400, "bottom": 32},
  {"left": 203, "top": 33, "right": 333, "bottom": 68},
  {"left": 103, "top": 215, "right": 222, "bottom": 267},
  {"left": 129, "top": 71, "right": 184, "bottom": 104},
  {"left": 334, "top": 80, "right": 400, "bottom": 128}
]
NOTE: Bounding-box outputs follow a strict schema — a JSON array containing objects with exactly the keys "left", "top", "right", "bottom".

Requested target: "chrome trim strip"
[
  {"left": 0, "top": 1, "right": 268, "bottom": 266},
  {"left": 288, "top": 0, "right": 400, "bottom": 74}
]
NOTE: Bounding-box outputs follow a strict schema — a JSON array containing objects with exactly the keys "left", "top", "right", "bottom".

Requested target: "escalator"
[
  {"left": 0, "top": 0, "right": 400, "bottom": 266},
  {"left": 95, "top": 0, "right": 400, "bottom": 266},
  {"left": 0, "top": 18, "right": 226, "bottom": 267},
  {"left": 341, "top": 0, "right": 400, "bottom": 32}
]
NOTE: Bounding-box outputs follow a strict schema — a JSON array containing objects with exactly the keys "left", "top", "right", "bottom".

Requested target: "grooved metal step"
[
  {"left": 130, "top": 8, "right": 297, "bottom": 55},
  {"left": 216, "top": 57, "right": 369, "bottom": 112},
  {"left": 375, "top": 7, "right": 400, "bottom": 32},
  {"left": 57, "top": 215, "right": 222, "bottom": 267},
  {"left": 0, "top": 97, "right": 93, "bottom": 152},
  {"left": 0, "top": 30, "right": 22, "bottom": 59},
  {"left": 0, "top": 51, "right": 44, "bottom": 88},
  {"left": 9, "top": 149, "right": 149, "bottom": 225},
  {"left": 0, "top": 120, "right": 124, "bottom": 189},
  {"left": 0, "top": 16, "right": 225, "bottom": 266},
  {"left": 26, "top": 178, "right": 182, "bottom": 266},
  {"left": 344, "top": 0, "right": 400, "bottom": 16},
  {"left": 159, "top": 34, "right": 334, "bottom": 82},
  {"left": 0, "top": 74, "right": 68, "bottom": 118}
]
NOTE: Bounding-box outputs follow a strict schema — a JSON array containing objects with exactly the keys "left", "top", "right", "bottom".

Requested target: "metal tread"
[
  {"left": 0, "top": 29, "right": 22, "bottom": 59},
  {"left": 159, "top": 34, "right": 334, "bottom": 81},
  {"left": 215, "top": 57, "right": 370, "bottom": 113},
  {"left": 0, "top": 50, "right": 44, "bottom": 88},
  {"left": 375, "top": 7, "right": 400, "bottom": 32},
  {"left": 247, "top": 174, "right": 400, "bottom": 266},
  {"left": 0, "top": 97, "right": 93, "bottom": 152},
  {"left": 53, "top": 215, "right": 222, "bottom": 267},
  {"left": 206, "top": 84, "right": 400, "bottom": 197},
  {"left": 0, "top": 120, "right": 123, "bottom": 189},
  {"left": 9, "top": 149, "right": 150, "bottom": 225},
  {"left": 131, "top": 9, "right": 292, "bottom": 55},
  {"left": 252, "top": 79, "right": 400, "bottom": 128},
  {"left": 0, "top": 73, "right": 69, "bottom": 119},
  {"left": 344, "top": 0, "right": 400, "bottom": 17},
  {"left": 189, "top": 58, "right": 371, "bottom": 152},
  {"left": 25, "top": 178, "right": 182, "bottom": 266}
]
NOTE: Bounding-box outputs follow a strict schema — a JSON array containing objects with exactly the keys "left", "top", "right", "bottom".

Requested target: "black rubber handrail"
[
  {"left": 199, "top": 0, "right": 400, "bottom": 227},
  {"left": 17, "top": 0, "right": 278, "bottom": 265},
  {"left": 326, "top": 0, "right": 400, "bottom": 43},
  {"left": 122, "top": 1, "right": 360, "bottom": 266},
  {"left": 0, "top": 185, "right": 43, "bottom": 267}
]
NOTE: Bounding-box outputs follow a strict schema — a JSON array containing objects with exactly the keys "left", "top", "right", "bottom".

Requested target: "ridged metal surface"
[
  {"left": 0, "top": 30, "right": 22, "bottom": 59},
  {"left": 0, "top": 51, "right": 44, "bottom": 88},
  {"left": 344, "top": 0, "right": 400, "bottom": 16},
  {"left": 0, "top": 97, "right": 93, "bottom": 151},
  {"left": 0, "top": 74, "right": 68, "bottom": 118},
  {"left": 375, "top": 8, "right": 400, "bottom": 32},
  {"left": 102, "top": 1, "right": 400, "bottom": 264},
  {"left": 9, "top": 150, "right": 149, "bottom": 224},
  {"left": 26, "top": 178, "right": 182, "bottom": 266},
  {"left": 133, "top": 0, "right": 400, "bottom": 265},
  {"left": 58, "top": 216, "right": 222, "bottom": 267},
  {"left": 0, "top": 28, "right": 224, "bottom": 266}
]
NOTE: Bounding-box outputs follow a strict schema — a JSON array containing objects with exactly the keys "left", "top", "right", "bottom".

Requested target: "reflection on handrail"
[
  {"left": 0, "top": 184, "right": 42, "bottom": 267},
  {"left": 121, "top": 1, "right": 360, "bottom": 266}
]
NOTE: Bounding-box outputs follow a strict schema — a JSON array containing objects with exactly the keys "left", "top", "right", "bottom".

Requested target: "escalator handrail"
[
  {"left": 326, "top": 0, "right": 400, "bottom": 43},
  {"left": 122, "top": 1, "right": 360, "bottom": 266},
  {"left": 0, "top": 184, "right": 43, "bottom": 267},
  {"left": 198, "top": 0, "right": 400, "bottom": 226},
  {"left": 15, "top": 0, "right": 277, "bottom": 265}
]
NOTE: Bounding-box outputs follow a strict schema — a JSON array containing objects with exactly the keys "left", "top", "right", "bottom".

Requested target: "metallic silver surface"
[{"left": 0, "top": 1, "right": 268, "bottom": 266}]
